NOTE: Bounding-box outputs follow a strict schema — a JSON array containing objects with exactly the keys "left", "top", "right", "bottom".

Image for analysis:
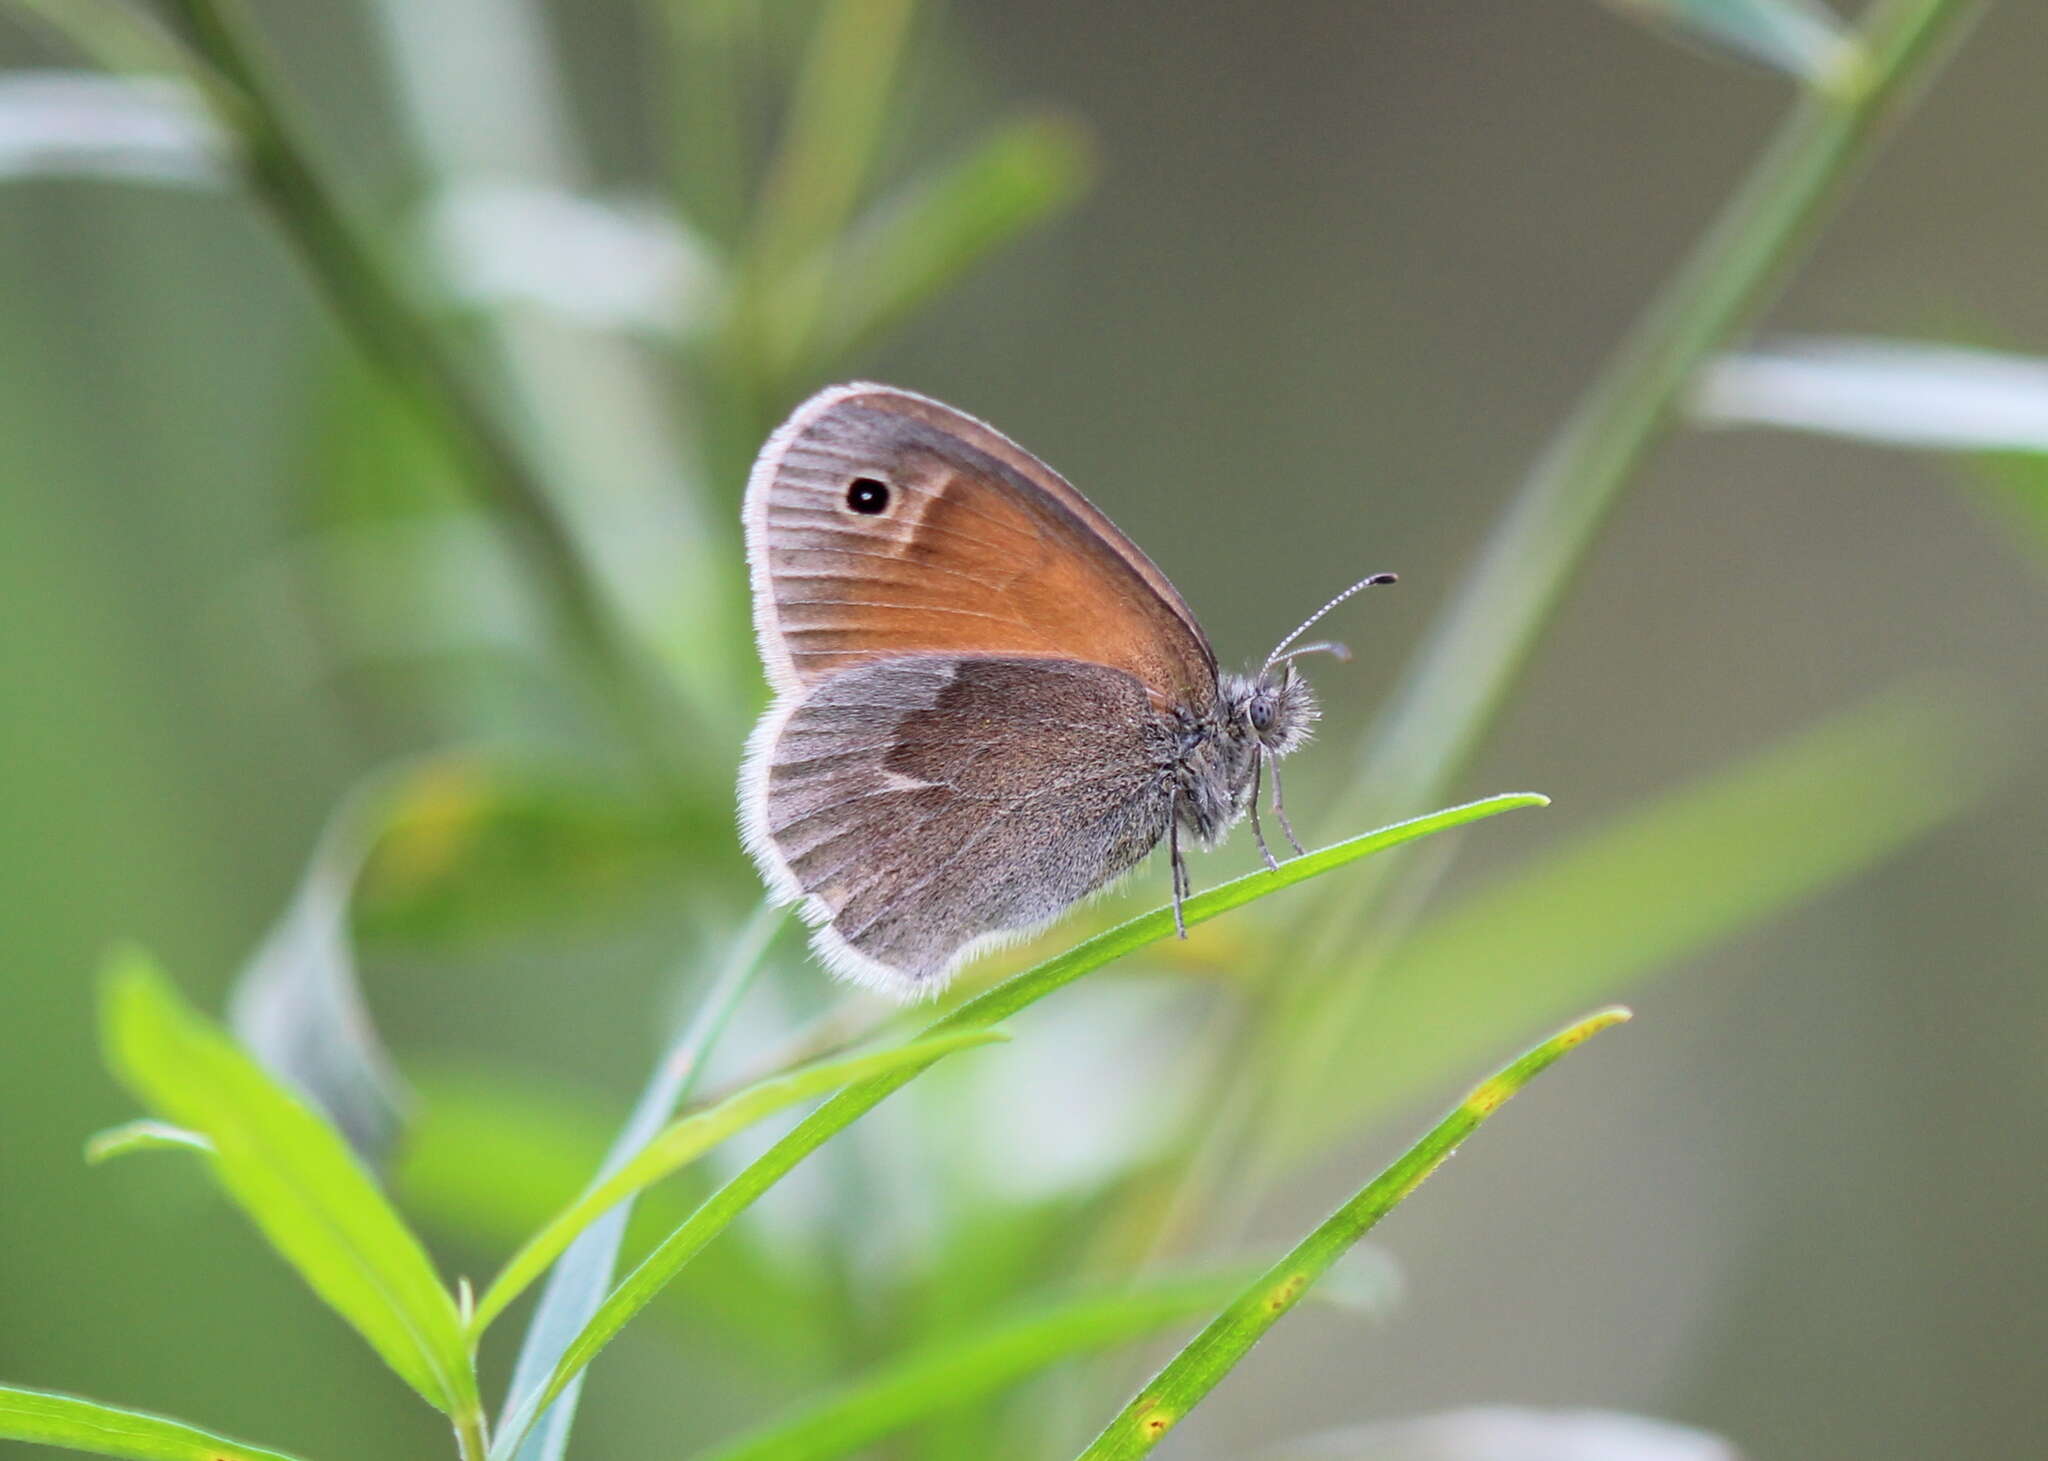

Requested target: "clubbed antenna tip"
[{"left": 1263, "top": 572, "right": 1398, "bottom": 672}]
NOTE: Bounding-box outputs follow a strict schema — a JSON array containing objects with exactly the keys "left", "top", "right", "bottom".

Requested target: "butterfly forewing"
[{"left": 745, "top": 384, "right": 1217, "bottom": 710}]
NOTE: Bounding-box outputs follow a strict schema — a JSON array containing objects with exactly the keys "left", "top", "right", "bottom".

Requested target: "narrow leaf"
[
  {"left": 1291, "top": 692, "right": 1985, "bottom": 1152},
  {"left": 472, "top": 1029, "right": 1007, "bottom": 1333},
  {"left": 1598, "top": 0, "right": 1860, "bottom": 87},
  {"left": 1695, "top": 336, "right": 2048, "bottom": 451},
  {"left": 499, "top": 794, "right": 1545, "bottom": 1447},
  {"left": 84, "top": 1119, "right": 212, "bottom": 1165},
  {"left": 0, "top": 71, "right": 226, "bottom": 188},
  {"left": 740, "top": 0, "right": 919, "bottom": 386},
  {"left": 1692, "top": 334, "right": 2048, "bottom": 571},
  {"left": 1076, "top": 1009, "right": 1631, "bottom": 1460},
  {"left": 810, "top": 112, "right": 1094, "bottom": 365},
  {"left": 398, "top": 1069, "right": 835, "bottom": 1373},
  {"left": 496, "top": 903, "right": 784, "bottom": 1461},
  {"left": 230, "top": 773, "right": 411, "bottom": 1162},
  {"left": 0, "top": 1384, "right": 307, "bottom": 1461},
  {"left": 694, "top": 1271, "right": 1257, "bottom": 1461},
  {"left": 0, "top": 2, "right": 206, "bottom": 83},
  {"left": 100, "top": 951, "right": 474, "bottom": 1416}
]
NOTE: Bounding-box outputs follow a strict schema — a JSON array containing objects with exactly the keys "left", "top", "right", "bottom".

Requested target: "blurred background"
[{"left": 2, "top": 1, "right": 2043, "bottom": 1458}]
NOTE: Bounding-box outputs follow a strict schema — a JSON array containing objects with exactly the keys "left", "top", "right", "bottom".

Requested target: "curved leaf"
[
  {"left": 0, "top": 1384, "right": 308, "bottom": 1461},
  {"left": 493, "top": 794, "right": 1546, "bottom": 1454},
  {"left": 497, "top": 902, "right": 784, "bottom": 1461},
  {"left": 1075, "top": 1009, "right": 1631, "bottom": 1459},
  {"left": 84, "top": 1119, "right": 212, "bottom": 1165},
  {"left": 472, "top": 1028, "right": 1006, "bottom": 1334},
  {"left": 99, "top": 952, "right": 474, "bottom": 1417}
]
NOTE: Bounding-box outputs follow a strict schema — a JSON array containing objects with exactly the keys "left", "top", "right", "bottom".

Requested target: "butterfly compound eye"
[{"left": 846, "top": 477, "right": 891, "bottom": 514}]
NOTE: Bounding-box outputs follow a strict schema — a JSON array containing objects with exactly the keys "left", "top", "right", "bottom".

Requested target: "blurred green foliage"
[{"left": 3, "top": 0, "right": 2043, "bottom": 1459}]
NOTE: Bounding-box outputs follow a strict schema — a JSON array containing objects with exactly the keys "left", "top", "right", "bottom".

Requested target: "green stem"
[
  {"left": 497, "top": 798, "right": 1547, "bottom": 1444},
  {"left": 1339, "top": 0, "right": 1983, "bottom": 831},
  {"left": 725, "top": 0, "right": 918, "bottom": 418},
  {"left": 454, "top": 1405, "right": 490, "bottom": 1461},
  {"left": 1164, "top": 0, "right": 1981, "bottom": 1309},
  {"left": 1274, "top": 0, "right": 1982, "bottom": 1124},
  {"left": 493, "top": 900, "right": 784, "bottom": 1461},
  {"left": 4, "top": 0, "right": 195, "bottom": 74},
  {"left": 158, "top": 0, "right": 690, "bottom": 779},
  {"left": 657, "top": 0, "right": 758, "bottom": 248}
]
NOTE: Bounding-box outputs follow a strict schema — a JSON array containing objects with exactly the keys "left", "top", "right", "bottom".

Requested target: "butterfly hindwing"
[{"left": 744, "top": 654, "right": 1172, "bottom": 992}]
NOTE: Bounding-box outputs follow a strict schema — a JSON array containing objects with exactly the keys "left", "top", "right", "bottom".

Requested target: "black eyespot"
[{"left": 846, "top": 477, "right": 891, "bottom": 514}]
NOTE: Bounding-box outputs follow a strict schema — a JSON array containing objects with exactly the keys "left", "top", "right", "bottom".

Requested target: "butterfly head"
[
  {"left": 1247, "top": 569, "right": 1398, "bottom": 743},
  {"left": 1230, "top": 664, "right": 1319, "bottom": 757}
]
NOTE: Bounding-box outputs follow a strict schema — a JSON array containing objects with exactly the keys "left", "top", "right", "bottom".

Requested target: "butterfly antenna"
[
  {"left": 1263, "top": 572, "right": 1397, "bottom": 673},
  {"left": 1269, "top": 639, "right": 1351, "bottom": 669}
]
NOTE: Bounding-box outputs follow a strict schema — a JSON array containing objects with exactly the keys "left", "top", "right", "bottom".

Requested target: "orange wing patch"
[{"left": 746, "top": 385, "right": 1217, "bottom": 710}]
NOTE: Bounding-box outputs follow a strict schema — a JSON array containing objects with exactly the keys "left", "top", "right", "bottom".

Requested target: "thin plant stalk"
[
  {"left": 1075, "top": 0, "right": 1984, "bottom": 1388},
  {"left": 739, "top": 0, "right": 918, "bottom": 395},
  {"left": 1255, "top": 0, "right": 1984, "bottom": 1182},
  {"left": 456, "top": 1407, "right": 488, "bottom": 1461},
  {"left": 364, "top": 0, "right": 746, "bottom": 724},
  {"left": 157, "top": 0, "right": 694, "bottom": 777},
  {"left": 5, "top": 0, "right": 196, "bottom": 75},
  {"left": 493, "top": 900, "right": 784, "bottom": 1461},
  {"left": 1338, "top": 0, "right": 1984, "bottom": 834},
  {"left": 497, "top": 797, "right": 1547, "bottom": 1440}
]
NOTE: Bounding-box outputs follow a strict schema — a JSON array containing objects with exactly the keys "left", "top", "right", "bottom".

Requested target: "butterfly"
[{"left": 738, "top": 383, "right": 1392, "bottom": 998}]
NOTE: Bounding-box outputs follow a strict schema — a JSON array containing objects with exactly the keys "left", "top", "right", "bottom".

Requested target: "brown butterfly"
[{"left": 738, "top": 384, "right": 1393, "bottom": 998}]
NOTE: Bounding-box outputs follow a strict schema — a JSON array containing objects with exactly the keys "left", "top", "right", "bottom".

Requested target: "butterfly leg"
[
  {"left": 1168, "top": 791, "right": 1189, "bottom": 939},
  {"left": 1268, "top": 756, "right": 1306, "bottom": 857},
  {"left": 1248, "top": 751, "right": 1281, "bottom": 872}
]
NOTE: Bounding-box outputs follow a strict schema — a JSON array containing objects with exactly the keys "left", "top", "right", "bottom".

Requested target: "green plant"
[{"left": 0, "top": 0, "right": 2004, "bottom": 1458}]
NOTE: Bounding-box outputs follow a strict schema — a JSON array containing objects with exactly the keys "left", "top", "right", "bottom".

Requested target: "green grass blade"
[
  {"left": 810, "top": 113, "right": 1095, "bottom": 366},
  {"left": 496, "top": 903, "right": 783, "bottom": 1461},
  {"left": 397, "top": 1070, "right": 837, "bottom": 1376},
  {"left": 472, "top": 1029, "right": 1007, "bottom": 1334},
  {"left": 691, "top": 1271, "right": 1259, "bottom": 1461},
  {"left": 1283, "top": 692, "right": 1987, "bottom": 1154},
  {"left": 739, "top": 0, "right": 919, "bottom": 388},
  {"left": 83, "top": 1119, "right": 212, "bottom": 1165},
  {"left": 1335, "top": 0, "right": 1981, "bottom": 836},
  {"left": 1074, "top": 1009, "right": 1632, "bottom": 1460},
  {"left": 99, "top": 951, "right": 474, "bottom": 1418},
  {"left": 0, "top": 1385, "right": 309, "bottom": 1461},
  {"left": 501, "top": 794, "right": 1545, "bottom": 1444},
  {"left": 0, "top": 0, "right": 198, "bottom": 77}
]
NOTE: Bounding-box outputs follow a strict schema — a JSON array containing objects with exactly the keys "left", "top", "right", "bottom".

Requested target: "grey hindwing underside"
[{"left": 753, "top": 655, "right": 1175, "bottom": 988}]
